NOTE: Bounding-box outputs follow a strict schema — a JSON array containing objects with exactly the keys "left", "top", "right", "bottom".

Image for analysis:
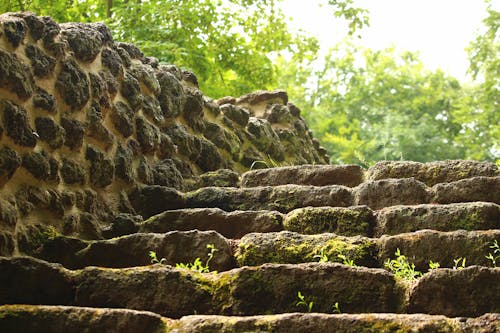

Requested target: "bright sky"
[{"left": 281, "top": 0, "right": 490, "bottom": 81}]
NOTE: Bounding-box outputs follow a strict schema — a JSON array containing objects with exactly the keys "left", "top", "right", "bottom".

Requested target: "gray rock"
[
  {"left": 120, "top": 72, "right": 143, "bottom": 110},
  {"left": 35, "top": 117, "right": 65, "bottom": 149},
  {"left": 56, "top": 59, "right": 89, "bottom": 110},
  {"left": 0, "top": 145, "right": 21, "bottom": 182},
  {"left": 2, "top": 16, "right": 27, "bottom": 47},
  {"left": 60, "top": 22, "right": 111, "bottom": 62},
  {"left": 220, "top": 104, "right": 250, "bottom": 126},
  {"left": 2, "top": 100, "right": 37, "bottom": 147},
  {"left": 156, "top": 67, "right": 186, "bottom": 118},
  {"left": 25, "top": 44, "right": 56, "bottom": 77},
  {"left": 33, "top": 87, "right": 56, "bottom": 112},
  {"left": 60, "top": 117, "right": 85, "bottom": 150},
  {"left": 111, "top": 101, "right": 135, "bottom": 137},
  {"left": 85, "top": 146, "right": 114, "bottom": 188}
]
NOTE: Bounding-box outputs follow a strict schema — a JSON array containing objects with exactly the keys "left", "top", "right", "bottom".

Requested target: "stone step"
[
  {"left": 236, "top": 230, "right": 500, "bottom": 271},
  {"left": 169, "top": 313, "right": 500, "bottom": 333},
  {"left": 374, "top": 201, "right": 500, "bottom": 237},
  {"left": 33, "top": 230, "right": 235, "bottom": 270},
  {"left": 0, "top": 305, "right": 167, "bottom": 333},
  {"left": 367, "top": 160, "right": 498, "bottom": 186},
  {"left": 241, "top": 164, "right": 365, "bottom": 187},
  {"left": 29, "top": 229, "right": 499, "bottom": 271},
  {"left": 238, "top": 160, "right": 498, "bottom": 188},
  {"left": 179, "top": 177, "right": 499, "bottom": 214},
  {"left": 140, "top": 208, "right": 284, "bottom": 238},
  {"left": 1, "top": 306, "right": 498, "bottom": 333},
  {"left": 133, "top": 202, "right": 498, "bottom": 240},
  {"left": 1, "top": 257, "right": 498, "bottom": 318}
]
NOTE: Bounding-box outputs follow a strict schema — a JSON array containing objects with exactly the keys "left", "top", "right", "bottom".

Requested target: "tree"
[
  {"left": 278, "top": 42, "right": 470, "bottom": 164},
  {"left": 1, "top": 0, "right": 367, "bottom": 98}
]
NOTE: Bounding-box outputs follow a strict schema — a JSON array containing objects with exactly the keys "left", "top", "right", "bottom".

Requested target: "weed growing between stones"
[
  {"left": 149, "top": 244, "right": 219, "bottom": 273},
  {"left": 485, "top": 240, "right": 500, "bottom": 267},
  {"left": 176, "top": 244, "right": 218, "bottom": 273},
  {"left": 313, "top": 247, "right": 357, "bottom": 266},
  {"left": 295, "top": 291, "right": 314, "bottom": 313},
  {"left": 332, "top": 302, "right": 341, "bottom": 314},
  {"left": 428, "top": 260, "right": 440, "bottom": 271},
  {"left": 384, "top": 248, "right": 422, "bottom": 281},
  {"left": 453, "top": 257, "right": 467, "bottom": 270}
]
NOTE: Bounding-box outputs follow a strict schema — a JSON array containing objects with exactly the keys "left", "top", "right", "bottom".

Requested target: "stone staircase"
[{"left": 0, "top": 160, "right": 499, "bottom": 332}]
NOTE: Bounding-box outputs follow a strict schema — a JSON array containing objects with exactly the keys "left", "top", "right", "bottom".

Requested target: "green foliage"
[
  {"left": 428, "top": 260, "right": 441, "bottom": 271},
  {"left": 384, "top": 248, "right": 422, "bottom": 281},
  {"left": 279, "top": 43, "right": 484, "bottom": 164},
  {"left": 149, "top": 251, "right": 166, "bottom": 265},
  {"left": 332, "top": 302, "right": 341, "bottom": 314},
  {"left": 313, "top": 247, "right": 357, "bottom": 266},
  {"left": 452, "top": 257, "right": 467, "bottom": 270},
  {"left": 313, "top": 248, "right": 330, "bottom": 263},
  {"left": 0, "top": 0, "right": 367, "bottom": 99},
  {"left": 485, "top": 240, "right": 500, "bottom": 267},
  {"left": 296, "top": 291, "right": 314, "bottom": 312},
  {"left": 176, "top": 244, "right": 218, "bottom": 273}
]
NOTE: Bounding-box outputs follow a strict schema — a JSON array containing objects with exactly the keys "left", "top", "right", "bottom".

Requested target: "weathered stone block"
[
  {"left": 283, "top": 206, "right": 374, "bottom": 236},
  {"left": 56, "top": 59, "right": 89, "bottom": 110},
  {"left": 354, "top": 178, "right": 430, "bottom": 210},
  {"left": 431, "top": 176, "right": 500, "bottom": 205}
]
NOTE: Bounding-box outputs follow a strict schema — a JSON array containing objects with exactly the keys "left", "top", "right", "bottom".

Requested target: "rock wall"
[{"left": 0, "top": 12, "right": 328, "bottom": 253}]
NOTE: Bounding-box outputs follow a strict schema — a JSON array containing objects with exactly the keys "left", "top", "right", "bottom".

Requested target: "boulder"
[{"left": 128, "top": 185, "right": 186, "bottom": 218}]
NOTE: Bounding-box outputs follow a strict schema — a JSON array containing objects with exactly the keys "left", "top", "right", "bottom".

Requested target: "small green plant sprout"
[
  {"left": 149, "top": 251, "right": 167, "bottom": 264},
  {"left": 332, "top": 302, "right": 341, "bottom": 314},
  {"left": 314, "top": 248, "right": 329, "bottom": 263},
  {"left": 428, "top": 260, "right": 440, "bottom": 271},
  {"left": 384, "top": 248, "right": 422, "bottom": 281},
  {"left": 175, "top": 244, "right": 218, "bottom": 273},
  {"left": 453, "top": 257, "right": 466, "bottom": 270},
  {"left": 485, "top": 240, "right": 500, "bottom": 267},
  {"left": 296, "top": 291, "right": 314, "bottom": 313},
  {"left": 337, "top": 253, "right": 356, "bottom": 266}
]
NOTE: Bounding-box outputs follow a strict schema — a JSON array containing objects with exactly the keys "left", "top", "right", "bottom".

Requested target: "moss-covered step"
[
  {"left": 0, "top": 257, "right": 403, "bottom": 317},
  {"left": 377, "top": 229, "right": 500, "bottom": 271},
  {"left": 2, "top": 306, "right": 498, "bottom": 333},
  {"left": 168, "top": 313, "right": 500, "bottom": 333},
  {"left": 0, "top": 305, "right": 167, "bottom": 333},
  {"left": 235, "top": 231, "right": 377, "bottom": 267},
  {"left": 31, "top": 230, "right": 235, "bottom": 270},
  {"left": 186, "top": 185, "right": 353, "bottom": 213},
  {"left": 367, "top": 160, "right": 498, "bottom": 186},
  {"left": 408, "top": 266, "right": 500, "bottom": 317},
  {"left": 140, "top": 208, "right": 284, "bottom": 238},
  {"left": 375, "top": 202, "right": 500, "bottom": 236},
  {"left": 283, "top": 206, "right": 374, "bottom": 236},
  {"left": 241, "top": 164, "right": 365, "bottom": 187},
  {"left": 431, "top": 176, "right": 500, "bottom": 205}
]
